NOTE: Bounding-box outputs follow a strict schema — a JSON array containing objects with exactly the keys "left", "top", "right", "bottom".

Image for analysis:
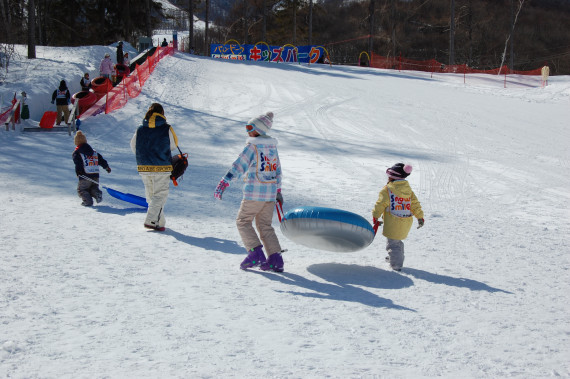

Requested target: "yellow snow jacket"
[{"left": 372, "top": 180, "right": 424, "bottom": 241}]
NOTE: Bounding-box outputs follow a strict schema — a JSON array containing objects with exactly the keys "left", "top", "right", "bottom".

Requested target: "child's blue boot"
[{"left": 240, "top": 245, "right": 266, "bottom": 270}]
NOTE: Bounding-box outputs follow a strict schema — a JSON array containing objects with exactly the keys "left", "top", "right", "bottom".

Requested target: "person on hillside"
[
  {"left": 123, "top": 52, "right": 130, "bottom": 67},
  {"left": 72, "top": 131, "right": 111, "bottom": 207},
  {"left": 80, "top": 73, "right": 91, "bottom": 91},
  {"left": 116, "top": 41, "right": 124, "bottom": 65},
  {"left": 372, "top": 163, "right": 424, "bottom": 271},
  {"left": 130, "top": 103, "right": 179, "bottom": 232},
  {"left": 161, "top": 38, "right": 168, "bottom": 47},
  {"left": 99, "top": 53, "right": 114, "bottom": 79},
  {"left": 214, "top": 112, "right": 285, "bottom": 272},
  {"left": 51, "top": 79, "right": 71, "bottom": 125}
]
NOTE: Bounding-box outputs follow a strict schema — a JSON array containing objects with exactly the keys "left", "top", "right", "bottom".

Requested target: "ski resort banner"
[{"left": 210, "top": 43, "right": 328, "bottom": 64}]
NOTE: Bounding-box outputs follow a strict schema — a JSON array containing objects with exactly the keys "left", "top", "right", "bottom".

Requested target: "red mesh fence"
[
  {"left": 79, "top": 46, "right": 174, "bottom": 120},
  {"left": 370, "top": 53, "right": 542, "bottom": 76},
  {"left": 0, "top": 95, "right": 19, "bottom": 124},
  {"left": 0, "top": 107, "right": 11, "bottom": 124}
]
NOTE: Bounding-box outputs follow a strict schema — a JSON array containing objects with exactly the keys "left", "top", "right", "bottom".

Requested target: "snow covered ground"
[{"left": 1, "top": 44, "right": 569, "bottom": 378}]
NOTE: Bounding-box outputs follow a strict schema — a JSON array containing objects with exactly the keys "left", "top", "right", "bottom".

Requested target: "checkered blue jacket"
[{"left": 223, "top": 136, "right": 282, "bottom": 202}]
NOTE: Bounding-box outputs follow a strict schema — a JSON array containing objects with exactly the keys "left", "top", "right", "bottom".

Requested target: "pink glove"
[
  {"left": 214, "top": 179, "right": 229, "bottom": 200},
  {"left": 276, "top": 188, "right": 283, "bottom": 207}
]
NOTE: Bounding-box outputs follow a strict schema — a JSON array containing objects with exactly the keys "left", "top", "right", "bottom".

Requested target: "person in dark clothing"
[
  {"left": 80, "top": 73, "right": 91, "bottom": 91},
  {"left": 116, "top": 41, "right": 124, "bottom": 65},
  {"left": 51, "top": 80, "right": 71, "bottom": 125},
  {"left": 72, "top": 131, "right": 111, "bottom": 207},
  {"left": 161, "top": 38, "right": 168, "bottom": 47}
]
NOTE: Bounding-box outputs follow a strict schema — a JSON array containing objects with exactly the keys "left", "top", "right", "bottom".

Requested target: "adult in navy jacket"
[
  {"left": 130, "top": 103, "right": 179, "bottom": 231},
  {"left": 51, "top": 80, "right": 71, "bottom": 125}
]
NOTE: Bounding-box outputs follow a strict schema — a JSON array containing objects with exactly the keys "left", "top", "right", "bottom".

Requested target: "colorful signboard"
[{"left": 210, "top": 44, "right": 327, "bottom": 64}]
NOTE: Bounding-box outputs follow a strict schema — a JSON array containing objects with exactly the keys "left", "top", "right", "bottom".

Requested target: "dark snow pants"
[{"left": 77, "top": 178, "right": 102, "bottom": 206}]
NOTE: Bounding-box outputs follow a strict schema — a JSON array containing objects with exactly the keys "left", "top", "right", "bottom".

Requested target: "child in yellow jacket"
[{"left": 372, "top": 163, "right": 424, "bottom": 271}]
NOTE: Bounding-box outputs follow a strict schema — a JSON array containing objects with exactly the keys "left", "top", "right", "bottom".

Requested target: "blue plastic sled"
[
  {"left": 104, "top": 186, "right": 148, "bottom": 208},
  {"left": 279, "top": 206, "right": 375, "bottom": 252}
]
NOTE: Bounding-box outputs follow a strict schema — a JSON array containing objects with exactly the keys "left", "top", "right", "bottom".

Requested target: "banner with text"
[{"left": 210, "top": 44, "right": 327, "bottom": 64}]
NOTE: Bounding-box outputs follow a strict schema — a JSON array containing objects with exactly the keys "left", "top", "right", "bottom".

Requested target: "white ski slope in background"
[{"left": 1, "top": 44, "right": 569, "bottom": 378}]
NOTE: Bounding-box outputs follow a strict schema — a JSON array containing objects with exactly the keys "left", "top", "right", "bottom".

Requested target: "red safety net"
[
  {"left": 0, "top": 107, "right": 11, "bottom": 124},
  {"left": 80, "top": 46, "right": 174, "bottom": 120},
  {"left": 370, "top": 53, "right": 542, "bottom": 76},
  {"left": 0, "top": 94, "right": 19, "bottom": 124}
]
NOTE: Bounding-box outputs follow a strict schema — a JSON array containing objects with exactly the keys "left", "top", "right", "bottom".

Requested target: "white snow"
[{"left": 1, "top": 43, "right": 569, "bottom": 378}]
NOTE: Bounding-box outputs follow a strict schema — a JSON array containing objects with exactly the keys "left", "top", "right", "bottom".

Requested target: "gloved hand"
[
  {"left": 276, "top": 189, "right": 283, "bottom": 206},
  {"left": 214, "top": 178, "right": 229, "bottom": 200},
  {"left": 373, "top": 217, "right": 383, "bottom": 234},
  {"left": 417, "top": 218, "right": 424, "bottom": 229},
  {"left": 106, "top": 167, "right": 111, "bottom": 173},
  {"left": 51, "top": 100, "right": 54, "bottom": 104}
]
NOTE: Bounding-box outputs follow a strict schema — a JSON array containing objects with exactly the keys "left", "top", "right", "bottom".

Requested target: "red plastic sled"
[{"left": 39, "top": 111, "right": 58, "bottom": 128}]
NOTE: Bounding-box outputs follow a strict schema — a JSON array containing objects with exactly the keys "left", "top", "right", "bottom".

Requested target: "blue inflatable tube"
[{"left": 280, "top": 206, "right": 375, "bottom": 252}]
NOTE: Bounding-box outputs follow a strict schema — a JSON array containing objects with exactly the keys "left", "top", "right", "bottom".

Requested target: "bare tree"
[
  {"left": 205, "top": 0, "right": 209, "bottom": 55},
  {"left": 146, "top": 0, "right": 152, "bottom": 37},
  {"left": 449, "top": 0, "right": 455, "bottom": 65},
  {"left": 28, "top": 0, "right": 36, "bottom": 59},
  {"left": 500, "top": 0, "right": 525, "bottom": 72},
  {"left": 308, "top": 0, "right": 313, "bottom": 46},
  {"left": 369, "top": 0, "right": 375, "bottom": 57},
  {"left": 262, "top": 0, "right": 267, "bottom": 42},
  {"left": 189, "top": 0, "right": 194, "bottom": 52}
]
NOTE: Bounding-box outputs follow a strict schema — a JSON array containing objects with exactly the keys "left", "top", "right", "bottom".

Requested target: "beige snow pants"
[
  {"left": 56, "top": 105, "right": 70, "bottom": 125},
  {"left": 236, "top": 200, "right": 282, "bottom": 255},
  {"left": 140, "top": 172, "right": 170, "bottom": 228}
]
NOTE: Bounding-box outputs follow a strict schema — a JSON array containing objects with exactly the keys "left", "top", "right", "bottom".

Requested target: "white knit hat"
[{"left": 246, "top": 112, "right": 274, "bottom": 135}]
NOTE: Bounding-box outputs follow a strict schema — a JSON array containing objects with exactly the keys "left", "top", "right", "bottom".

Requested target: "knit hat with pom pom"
[
  {"left": 246, "top": 112, "right": 274, "bottom": 135},
  {"left": 386, "top": 163, "right": 412, "bottom": 180},
  {"left": 74, "top": 130, "right": 87, "bottom": 146}
]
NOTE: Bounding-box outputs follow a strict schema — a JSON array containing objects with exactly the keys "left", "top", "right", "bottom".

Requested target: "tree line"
[{"left": 2, "top": 0, "right": 569, "bottom": 75}]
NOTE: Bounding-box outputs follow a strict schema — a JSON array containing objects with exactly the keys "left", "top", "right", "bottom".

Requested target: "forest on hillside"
[{"left": 1, "top": 0, "right": 569, "bottom": 74}]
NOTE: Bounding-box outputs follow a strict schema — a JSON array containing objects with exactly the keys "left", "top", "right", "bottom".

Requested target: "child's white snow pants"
[
  {"left": 140, "top": 172, "right": 170, "bottom": 228},
  {"left": 386, "top": 238, "right": 405, "bottom": 270},
  {"left": 236, "top": 200, "right": 282, "bottom": 255}
]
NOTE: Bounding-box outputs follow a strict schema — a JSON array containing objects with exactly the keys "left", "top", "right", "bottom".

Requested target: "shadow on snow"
[{"left": 251, "top": 263, "right": 416, "bottom": 311}]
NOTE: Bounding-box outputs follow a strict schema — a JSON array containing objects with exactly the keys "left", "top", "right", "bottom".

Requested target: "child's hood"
[
  {"left": 246, "top": 135, "right": 278, "bottom": 146},
  {"left": 75, "top": 143, "right": 94, "bottom": 154},
  {"left": 387, "top": 180, "right": 413, "bottom": 196}
]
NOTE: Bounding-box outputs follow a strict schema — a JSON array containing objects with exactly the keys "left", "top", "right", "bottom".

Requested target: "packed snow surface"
[{"left": 1, "top": 44, "right": 569, "bottom": 378}]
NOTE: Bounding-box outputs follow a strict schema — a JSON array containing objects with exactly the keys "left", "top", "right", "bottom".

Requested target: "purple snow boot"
[
  {"left": 261, "top": 252, "right": 284, "bottom": 272},
  {"left": 240, "top": 245, "right": 267, "bottom": 270}
]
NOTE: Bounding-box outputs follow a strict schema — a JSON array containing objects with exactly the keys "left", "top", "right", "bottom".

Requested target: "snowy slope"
[{"left": 0, "top": 45, "right": 569, "bottom": 378}]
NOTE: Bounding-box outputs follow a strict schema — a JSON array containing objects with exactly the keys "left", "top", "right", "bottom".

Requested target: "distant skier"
[
  {"left": 51, "top": 79, "right": 71, "bottom": 125},
  {"left": 99, "top": 53, "right": 114, "bottom": 79},
  {"left": 372, "top": 163, "right": 424, "bottom": 271},
  {"left": 116, "top": 41, "right": 124, "bottom": 65},
  {"left": 72, "top": 131, "right": 111, "bottom": 207},
  {"left": 214, "top": 112, "right": 285, "bottom": 272},
  {"left": 161, "top": 38, "right": 168, "bottom": 47},
  {"left": 80, "top": 73, "right": 91, "bottom": 91}
]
